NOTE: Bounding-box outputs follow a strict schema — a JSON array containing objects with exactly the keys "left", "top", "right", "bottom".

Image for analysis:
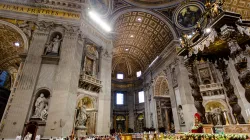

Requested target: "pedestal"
[
  {"left": 214, "top": 125, "right": 223, "bottom": 134},
  {"left": 203, "top": 124, "right": 213, "bottom": 133},
  {"left": 75, "top": 126, "right": 87, "bottom": 137}
]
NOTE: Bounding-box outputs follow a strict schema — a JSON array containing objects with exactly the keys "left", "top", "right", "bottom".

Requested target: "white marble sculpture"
[
  {"left": 76, "top": 105, "right": 88, "bottom": 128},
  {"left": 32, "top": 93, "right": 48, "bottom": 120},
  {"left": 46, "top": 35, "right": 62, "bottom": 55}
]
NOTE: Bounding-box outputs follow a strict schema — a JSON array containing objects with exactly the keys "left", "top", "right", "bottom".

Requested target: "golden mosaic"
[{"left": 0, "top": 23, "right": 24, "bottom": 70}]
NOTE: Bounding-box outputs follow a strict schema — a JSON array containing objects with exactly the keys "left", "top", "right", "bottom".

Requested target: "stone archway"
[
  {"left": 153, "top": 74, "right": 172, "bottom": 132},
  {"left": 204, "top": 100, "right": 231, "bottom": 125}
]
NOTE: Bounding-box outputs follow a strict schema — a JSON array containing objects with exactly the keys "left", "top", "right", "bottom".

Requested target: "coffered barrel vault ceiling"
[
  {"left": 123, "top": 0, "right": 183, "bottom": 8},
  {"left": 112, "top": 11, "right": 174, "bottom": 78},
  {"left": 0, "top": 23, "right": 24, "bottom": 70},
  {"left": 223, "top": 0, "right": 250, "bottom": 20}
]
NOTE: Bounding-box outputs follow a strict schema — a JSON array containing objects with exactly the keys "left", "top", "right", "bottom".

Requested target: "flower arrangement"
[
  {"left": 141, "top": 133, "right": 249, "bottom": 140},
  {"left": 192, "top": 123, "right": 203, "bottom": 130},
  {"left": 181, "top": 133, "right": 248, "bottom": 140}
]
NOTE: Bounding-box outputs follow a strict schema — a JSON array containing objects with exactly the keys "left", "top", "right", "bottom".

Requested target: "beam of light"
[
  {"left": 149, "top": 56, "right": 159, "bottom": 67},
  {"left": 88, "top": 11, "right": 111, "bottom": 32}
]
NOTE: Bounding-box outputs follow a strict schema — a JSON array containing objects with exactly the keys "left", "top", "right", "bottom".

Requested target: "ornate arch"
[
  {"left": 153, "top": 73, "right": 170, "bottom": 97},
  {"left": 0, "top": 20, "right": 29, "bottom": 52},
  {"left": 0, "top": 20, "right": 29, "bottom": 80},
  {"left": 76, "top": 94, "right": 97, "bottom": 110},
  {"left": 204, "top": 100, "right": 229, "bottom": 112}
]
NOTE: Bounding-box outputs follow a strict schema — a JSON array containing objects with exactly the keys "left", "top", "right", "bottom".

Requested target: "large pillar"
[
  {"left": 177, "top": 57, "right": 197, "bottom": 132},
  {"left": 96, "top": 47, "right": 112, "bottom": 135},
  {"left": 44, "top": 27, "right": 83, "bottom": 137},
  {"left": 165, "top": 63, "right": 180, "bottom": 132},
  {"left": 0, "top": 27, "right": 48, "bottom": 138}
]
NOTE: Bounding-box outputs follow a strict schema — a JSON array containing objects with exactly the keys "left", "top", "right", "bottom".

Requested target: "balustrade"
[{"left": 78, "top": 74, "right": 102, "bottom": 93}]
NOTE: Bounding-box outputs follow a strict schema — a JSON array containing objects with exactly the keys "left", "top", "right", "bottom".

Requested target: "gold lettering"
[
  {"left": 0, "top": 4, "right": 80, "bottom": 19},
  {"left": 76, "top": 14, "right": 80, "bottom": 19},
  {"left": 67, "top": 13, "right": 73, "bottom": 17},
  {"left": 26, "top": 8, "right": 31, "bottom": 13},
  {"left": 45, "top": 10, "right": 50, "bottom": 14},
  {"left": 31, "top": 9, "right": 36, "bottom": 13},
  {"left": 19, "top": 7, "right": 24, "bottom": 12},
  {"left": 12, "top": 6, "right": 19, "bottom": 11},
  {"left": 40, "top": 9, "right": 45, "bottom": 14},
  {"left": 5, "top": 5, "right": 11, "bottom": 9}
]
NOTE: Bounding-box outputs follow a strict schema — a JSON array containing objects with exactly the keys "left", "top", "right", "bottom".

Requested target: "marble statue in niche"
[
  {"left": 32, "top": 93, "right": 49, "bottom": 120},
  {"left": 75, "top": 103, "right": 88, "bottom": 128},
  {"left": 211, "top": 107, "right": 224, "bottom": 125},
  {"left": 178, "top": 105, "right": 185, "bottom": 124},
  {"left": 44, "top": 32, "right": 63, "bottom": 55}
]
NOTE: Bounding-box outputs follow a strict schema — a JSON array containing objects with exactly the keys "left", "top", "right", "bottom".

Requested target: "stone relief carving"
[
  {"left": 32, "top": 93, "right": 49, "bottom": 121},
  {"left": 36, "top": 21, "right": 54, "bottom": 31},
  {"left": 18, "top": 21, "right": 34, "bottom": 40}
]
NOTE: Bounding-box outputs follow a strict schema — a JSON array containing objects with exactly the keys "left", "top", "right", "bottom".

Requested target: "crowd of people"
[{"left": 14, "top": 134, "right": 121, "bottom": 140}]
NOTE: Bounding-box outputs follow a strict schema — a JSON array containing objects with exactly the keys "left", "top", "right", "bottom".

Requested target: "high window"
[
  {"left": 117, "top": 73, "right": 124, "bottom": 79},
  {"left": 116, "top": 93, "right": 124, "bottom": 105},
  {"left": 138, "top": 91, "right": 144, "bottom": 103},
  {"left": 136, "top": 71, "right": 142, "bottom": 77}
]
